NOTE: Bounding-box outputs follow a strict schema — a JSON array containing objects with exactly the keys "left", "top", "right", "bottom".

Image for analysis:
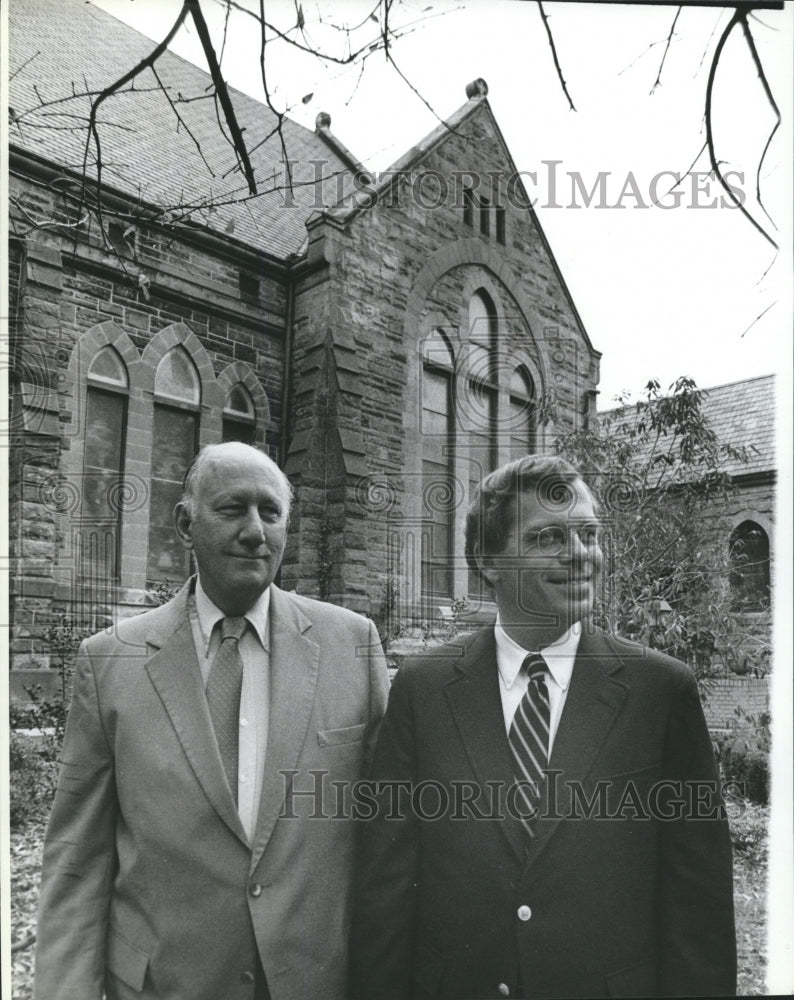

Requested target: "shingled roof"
[
  {"left": 8, "top": 0, "right": 358, "bottom": 259},
  {"left": 600, "top": 374, "right": 776, "bottom": 479},
  {"left": 689, "top": 374, "right": 776, "bottom": 477}
]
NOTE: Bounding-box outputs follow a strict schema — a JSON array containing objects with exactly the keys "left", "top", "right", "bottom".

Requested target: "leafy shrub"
[
  {"left": 717, "top": 728, "right": 770, "bottom": 806},
  {"left": 9, "top": 686, "right": 68, "bottom": 830},
  {"left": 727, "top": 801, "right": 768, "bottom": 864},
  {"left": 9, "top": 731, "right": 59, "bottom": 829}
]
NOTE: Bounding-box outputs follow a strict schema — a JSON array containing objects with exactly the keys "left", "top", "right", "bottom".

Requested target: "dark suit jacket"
[
  {"left": 35, "top": 582, "right": 389, "bottom": 1000},
  {"left": 349, "top": 625, "right": 736, "bottom": 999}
]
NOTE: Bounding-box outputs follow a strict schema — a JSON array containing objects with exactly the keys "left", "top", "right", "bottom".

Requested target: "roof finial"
[
  {"left": 465, "top": 78, "right": 488, "bottom": 100},
  {"left": 315, "top": 112, "right": 332, "bottom": 131}
]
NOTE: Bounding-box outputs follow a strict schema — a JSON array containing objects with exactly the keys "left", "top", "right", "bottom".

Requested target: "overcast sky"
[{"left": 90, "top": 0, "right": 792, "bottom": 407}]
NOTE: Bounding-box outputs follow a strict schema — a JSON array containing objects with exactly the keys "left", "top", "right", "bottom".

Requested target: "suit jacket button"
[
  {"left": 249, "top": 882, "right": 263, "bottom": 897},
  {"left": 240, "top": 971, "right": 256, "bottom": 984},
  {"left": 497, "top": 983, "right": 511, "bottom": 997},
  {"left": 517, "top": 904, "right": 532, "bottom": 921}
]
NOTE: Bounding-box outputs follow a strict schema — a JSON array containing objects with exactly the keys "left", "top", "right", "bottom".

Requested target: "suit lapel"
[
  {"left": 144, "top": 584, "right": 248, "bottom": 845},
  {"left": 249, "top": 586, "right": 319, "bottom": 871},
  {"left": 444, "top": 629, "right": 528, "bottom": 864},
  {"left": 525, "top": 626, "right": 629, "bottom": 869}
]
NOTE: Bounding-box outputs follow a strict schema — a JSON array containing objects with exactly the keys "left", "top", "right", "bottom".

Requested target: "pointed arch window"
[
  {"left": 729, "top": 521, "right": 770, "bottom": 611},
  {"left": 148, "top": 348, "right": 201, "bottom": 582},
  {"left": 421, "top": 330, "right": 455, "bottom": 600},
  {"left": 508, "top": 367, "right": 537, "bottom": 459},
  {"left": 467, "top": 291, "right": 499, "bottom": 598},
  {"left": 223, "top": 383, "right": 256, "bottom": 445},
  {"left": 80, "top": 346, "right": 129, "bottom": 581}
]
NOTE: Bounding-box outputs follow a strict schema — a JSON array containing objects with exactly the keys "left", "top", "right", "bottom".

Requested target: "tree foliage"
[{"left": 554, "top": 376, "right": 766, "bottom": 685}]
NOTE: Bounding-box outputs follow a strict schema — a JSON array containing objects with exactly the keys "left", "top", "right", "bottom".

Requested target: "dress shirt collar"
[
  {"left": 494, "top": 616, "right": 581, "bottom": 693},
  {"left": 194, "top": 577, "right": 270, "bottom": 655}
]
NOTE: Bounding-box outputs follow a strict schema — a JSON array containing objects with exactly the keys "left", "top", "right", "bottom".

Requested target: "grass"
[{"left": 10, "top": 804, "right": 769, "bottom": 998}]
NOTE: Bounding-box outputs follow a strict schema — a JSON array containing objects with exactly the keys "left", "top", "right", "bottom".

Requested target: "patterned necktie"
[
  {"left": 206, "top": 616, "right": 247, "bottom": 803},
  {"left": 509, "top": 653, "right": 551, "bottom": 838}
]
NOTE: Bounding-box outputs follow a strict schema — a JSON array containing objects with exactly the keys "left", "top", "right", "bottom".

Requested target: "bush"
[
  {"left": 9, "top": 732, "right": 59, "bottom": 829},
  {"left": 717, "top": 731, "right": 770, "bottom": 806},
  {"left": 727, "top": 801, "right": 768, "bottom": 864},
  {"left": 9, "top": 687, "right": 68, "bottom": 830}
]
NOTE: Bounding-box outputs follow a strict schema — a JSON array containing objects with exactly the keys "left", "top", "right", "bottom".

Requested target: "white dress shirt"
[
  {"left": 190, "top": 579, "right": 270, "bottom": 844},
  {"left": 494, "top": 617, "right": 582, "bottom": 758}
]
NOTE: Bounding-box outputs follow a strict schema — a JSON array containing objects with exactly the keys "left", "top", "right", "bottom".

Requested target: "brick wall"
[{"left": 702, "top": 676, "right": 770, "bottom": 731}]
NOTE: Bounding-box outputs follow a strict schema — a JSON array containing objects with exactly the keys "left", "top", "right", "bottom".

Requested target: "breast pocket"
[{"left": 317, "top": 722, "right": 366, "bottom": 747}]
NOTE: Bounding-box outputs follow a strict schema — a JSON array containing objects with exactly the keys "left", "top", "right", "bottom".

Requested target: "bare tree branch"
[
  {"left": 535, "top": 1, "right": 576, "bottom": 111},
  {"left": 738, "top": 13, "right": 780, "bottom": 230},
  {"left": 186, "top": 0, "right": 256, "bottom": 194},
  {"left": 650, "top": 5, "right": 682, "bottom": 93},
  {"left": 704, "top": 8, "right": 777, "bottom": 248}
]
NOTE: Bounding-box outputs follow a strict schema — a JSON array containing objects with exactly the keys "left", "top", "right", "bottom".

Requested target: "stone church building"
[{"left": 8, "top": 0, "right": 600, "bottom": 683}]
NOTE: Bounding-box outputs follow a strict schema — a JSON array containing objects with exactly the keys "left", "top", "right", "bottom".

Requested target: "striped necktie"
[
  {"left": 207, "top": 616, "right": 247, "bottom": 803},
  {"left": 508, "top": 653, "right": 551, "bottom": 838}
]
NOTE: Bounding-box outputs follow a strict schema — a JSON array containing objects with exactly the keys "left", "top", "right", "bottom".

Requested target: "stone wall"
[
  {"left": 284, "top": 101, "right": 600, "bottom": 616},
  {"left": 8, "top": 165, "right": 289, "bottom": 674}
]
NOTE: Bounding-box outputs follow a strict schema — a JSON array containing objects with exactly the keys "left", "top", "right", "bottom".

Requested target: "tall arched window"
[
  {"left": 147, "top": 347, "right": 201, "bottom": 582},
  {"left": 508, "top": 367, "right": 536, "bottom": 459},
  {"left": 223, "top": 383, "right": 256, "bottom": 444},
  {"left": 729, "top": 521, "right": 770, "bottom": 611},
  {"left": 421, "top": 329, "right": 455, "bottom": 600},
  {"left": 467, "top": 291, "right": 499, "bottom": 597},
  {"left": 80, "top": 346, "right": 128, "bottom": 581}
]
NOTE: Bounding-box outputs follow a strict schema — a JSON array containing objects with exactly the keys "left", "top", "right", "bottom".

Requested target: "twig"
[
  {"left": 704, "top": 9, "right": 777, "bottom": 249},
  {"left": 536, "top": 1, "right": 576, "bottom": 111},
  {"left": 151, "top": 66, "right": 216, "bottom": 178},
  {"left": 651, "top": 6, "right": 681, "bottom": 93},
  {"left": 9, "top": 49, "right": 40, "bottom": 81},
  {"left": 739, "top": 300, "right": 774, "bottom": 338},
  {"left": 738, "top": 14, "right": 780, "bottom": 230}
]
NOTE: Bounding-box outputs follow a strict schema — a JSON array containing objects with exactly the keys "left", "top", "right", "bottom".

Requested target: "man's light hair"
[
  {"left": 464, "top": 453, "right": 595, "bottom": 585},
  {"left": 181, "top": 442, "right": 294, "bottom": 520}
]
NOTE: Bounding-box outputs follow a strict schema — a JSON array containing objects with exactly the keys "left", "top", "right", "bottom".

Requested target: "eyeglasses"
[{"left": 521, "top": 523, "right": 602, "bottom": 557}]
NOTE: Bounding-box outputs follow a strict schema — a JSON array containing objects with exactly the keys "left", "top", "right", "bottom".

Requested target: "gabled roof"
[
  {"left": 601, "top": 374, "right": 776, "bottom": 478},
  {"left": 318, "top": 91, "right": 597, "bottom": 357},
  {"left": 8, "top": 0, "right": 357, "bottom": 259}
]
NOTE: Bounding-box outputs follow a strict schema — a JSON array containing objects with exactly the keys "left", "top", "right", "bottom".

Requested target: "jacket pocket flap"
[
  {"left": 107, "top": 926, "right": 149, "bottom": 992},
  {"left": 317, "top": 722, "right": 366, "bottom": 746}
]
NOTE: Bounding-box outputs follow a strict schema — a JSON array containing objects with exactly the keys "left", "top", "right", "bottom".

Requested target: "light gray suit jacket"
[{"left": 35, "top": 582, "right": 389, "bottom": 1000}]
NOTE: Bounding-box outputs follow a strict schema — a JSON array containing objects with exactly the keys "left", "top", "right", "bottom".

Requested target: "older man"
[
  {"left": 349, "top": 454, "right": 736, "bottom": 999},
  {"left": 35, "top": 442, "right": 389, "bottom": 1000}
]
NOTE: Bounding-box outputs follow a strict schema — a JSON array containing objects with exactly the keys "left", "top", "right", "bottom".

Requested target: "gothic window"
[
  {"left": 479, "top": 196, "right": 490, "bottom": 237},
  {"left": 80, "top": 347, "right": 128, "bottom": 581},
  {"left": 496, "top": 206, "right": 506, "bottom": 245},
  {"left": 467, "top": 291, "right": 499, "bottom": 598},
  {"left": 463, "top": 186, "right": 474, "bottom": 228},
  {"left": 729, "top": 521, "right": 770, "bottom": 611},
  {"left": 223, "top": 383, "right": 256, "bottom": 445},
  {"left": 147, "top": 348, "right": 201, "bottom": 582},
  {"left": 508, "top": 367, "right": 536, "bottom": 459},
  {"left": 467, "top": 290, "right": 498, "bottom": 486},
  {"left": 421, "top": 330, "right": 455, "bottom": 600}
]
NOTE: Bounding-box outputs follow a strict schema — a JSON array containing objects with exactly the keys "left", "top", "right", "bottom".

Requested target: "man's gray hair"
[{"left": 180, "top": 442, "right": 294, "bottom": 519}]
